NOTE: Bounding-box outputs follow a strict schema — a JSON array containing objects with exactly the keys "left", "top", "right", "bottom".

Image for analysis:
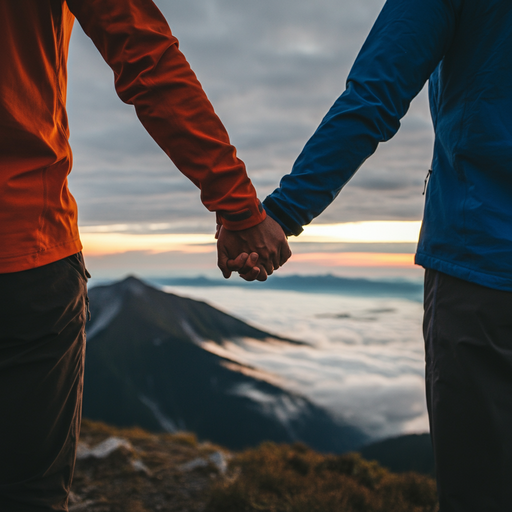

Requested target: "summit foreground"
[{"left": 71, "top": 419, "right": 438, "bottom": 512}]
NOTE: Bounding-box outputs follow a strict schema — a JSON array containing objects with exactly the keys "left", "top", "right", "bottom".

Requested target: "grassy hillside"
[
  {"left": 206, "top": 443, "right": 437, "bottom": 512},
  {"left": 71, "top": 420, "right": 438, "bottom": 512}
]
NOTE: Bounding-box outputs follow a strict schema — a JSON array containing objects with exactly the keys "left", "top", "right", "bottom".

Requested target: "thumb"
[{"left": 227, "top": 253, "right": 250, "bottom": 272}]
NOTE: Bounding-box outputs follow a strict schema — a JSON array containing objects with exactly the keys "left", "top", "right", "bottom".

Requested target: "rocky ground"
[
  {"left": 70, "top": 419, "right": 229, "bottom": 512},
  {"left": 71, "top": 419, "right": 438, "bottom": 512}
]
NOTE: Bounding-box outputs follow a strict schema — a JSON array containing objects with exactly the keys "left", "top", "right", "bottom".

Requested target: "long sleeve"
[
  {"left": 66, "top": 0, "right": 265, "bottom": 230},
  {"left": 263, "top": 0, "right": 461, "bottom": 236}
]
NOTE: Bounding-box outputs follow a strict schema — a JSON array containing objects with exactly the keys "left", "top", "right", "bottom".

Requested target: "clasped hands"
[{"left": 216, "top": 216, "right": 292, "bottom": 281}]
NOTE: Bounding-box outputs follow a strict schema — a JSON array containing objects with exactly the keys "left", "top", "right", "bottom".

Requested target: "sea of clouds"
[{"left": 166, "top": 285, "right": 428, "bottom": 440}]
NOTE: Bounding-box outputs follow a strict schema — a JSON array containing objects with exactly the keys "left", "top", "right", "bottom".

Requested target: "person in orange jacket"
[{"left": 0, "top": 1, "right": 289, "bottom": 509}]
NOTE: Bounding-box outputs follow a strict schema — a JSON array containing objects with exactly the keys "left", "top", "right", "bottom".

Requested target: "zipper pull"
[{"left": 422, "top": 169, "right": 432, "bottom": 195}]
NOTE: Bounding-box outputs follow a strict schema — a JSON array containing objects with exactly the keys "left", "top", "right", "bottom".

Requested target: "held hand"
[{"left": 217, "top": 216, "right": 292, "bottom": 282}]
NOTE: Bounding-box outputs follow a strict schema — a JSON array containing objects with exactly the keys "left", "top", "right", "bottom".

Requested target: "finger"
[
  {"left": 217, "top": 250, "right": 232, "bottom": 279},
  {"left": 220, "top": 265, "right": 232, "bottom": 279},
  {"left": 238, "top": 253, "right": 259, "bottom": 275},
  {"left": 280, "top": 242, "right": 292, "bottom": 266},
  {"left": 262, "top": 259, "right": 274, "bottom": 276},
  {"left": 226, "top": 253, "right": 249, "bottom": 272},
  {"left": 239, "top": 267, "right": 260, "bottom": 282},
  {"left": 256, "top": 267, "right": 269, "bottom": 282},
  {"left": 272, "top": 252, "right": 281, "bottom": 272},
  {"left": 254, "top": 253, "right": 274, "bottom": 276}
]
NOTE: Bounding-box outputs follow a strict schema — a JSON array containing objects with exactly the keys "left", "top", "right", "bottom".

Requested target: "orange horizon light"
[{"left": 291, "top": 252, "right": 415, "bottom": 267}]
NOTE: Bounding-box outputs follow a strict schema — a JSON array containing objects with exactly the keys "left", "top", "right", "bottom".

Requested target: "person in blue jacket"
[{"left": 219, "top": 0, "right": 512, "bottom": 509}]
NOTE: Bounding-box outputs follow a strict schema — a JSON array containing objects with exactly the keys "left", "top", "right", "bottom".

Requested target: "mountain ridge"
[
  {"left": 84, "top": 276, "right": 367, "bottom": 453},
  {"left": 149, "top": 273, "right": 424, "bottom": 301}
]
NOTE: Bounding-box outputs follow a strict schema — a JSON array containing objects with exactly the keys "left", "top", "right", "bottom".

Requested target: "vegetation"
[
  {"left": 72, "top": 420, "right": 438, "bottom": 512},
  {"left": 206, "top": 442, "right": 438, "bottom": 512},
  {"left": 71, "top": 419, "right": 220, "bottom": 511}
]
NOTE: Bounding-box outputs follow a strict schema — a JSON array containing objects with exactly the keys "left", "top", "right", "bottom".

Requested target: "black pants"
[
  {"left": 0, "top": 254, "right": 89, "bottom": 511},
  {"left": 424, "top": 269, "right": 512, "bottom": 512}
]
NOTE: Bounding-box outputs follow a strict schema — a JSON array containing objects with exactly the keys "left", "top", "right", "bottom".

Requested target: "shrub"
[{"left": 205, "top": 443, "right": 438, "bottom": 512}]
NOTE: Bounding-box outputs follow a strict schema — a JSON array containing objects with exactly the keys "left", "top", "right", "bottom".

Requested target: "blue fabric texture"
[{"left": 263, "top": 0, "right": 512, "bottom": 291}]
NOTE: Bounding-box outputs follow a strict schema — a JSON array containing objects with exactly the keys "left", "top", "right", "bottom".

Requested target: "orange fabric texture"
[{"left": 0, "top": 0, "right": 264, "bottom": 273}]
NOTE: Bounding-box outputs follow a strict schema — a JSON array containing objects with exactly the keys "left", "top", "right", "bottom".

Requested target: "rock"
[
  {"left": 179, "top": 451, "right": 229, "bottom": 474},
  {"left": 131, "top": 458, "right": 151, "bottom": 476},
  {"left": 209, "top": 451, "right": 229, "bottom": 474},
  {"left": 179, "top": 457, "right": 209, "bottom": 472},
  {"left": 76, "top": 436, "right": 132, "bottom": 460}
]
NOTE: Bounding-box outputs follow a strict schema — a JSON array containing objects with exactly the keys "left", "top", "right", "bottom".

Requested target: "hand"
[{"left": 217, "top": 216, "right": 292, "bottom": 282}]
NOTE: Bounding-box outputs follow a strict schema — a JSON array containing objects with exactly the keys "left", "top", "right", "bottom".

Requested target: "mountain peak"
[
  {"left": 86, "top": 275, "right": 293, "bottom": 345},
  {"left": 83, "top": 277, "right": 367, "bottom": 452},
  {"left": 116, "top": 275, "right": 151, "bottom": 296}
]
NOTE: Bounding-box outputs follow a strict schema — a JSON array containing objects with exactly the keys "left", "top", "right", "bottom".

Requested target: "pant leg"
[
  {"left": 0, "top": 254, "right": 89, "bottom": 511},
  {"left": 424, "top": 269, "right": 512, "bottom": 512}
]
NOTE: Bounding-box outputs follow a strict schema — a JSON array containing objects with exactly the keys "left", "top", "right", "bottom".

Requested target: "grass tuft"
[
  {"left": 165, "top": 431, "right": 198, "bottom": 447},
  {"left": 205, "top": 442, "right": 438, "bottom": 512}
]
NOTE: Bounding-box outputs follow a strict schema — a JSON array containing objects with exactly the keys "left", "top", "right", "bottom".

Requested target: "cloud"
[
  {"left": 67, "top": 0, "right": 433, "bottom": 230},
  {"left": 165, "top": 285, "right": 428, "bottom": 439}
]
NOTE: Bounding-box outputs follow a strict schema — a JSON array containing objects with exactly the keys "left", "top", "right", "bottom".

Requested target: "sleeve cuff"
[
  {"left": 262, "top": 197, "right": 303, "bottom": 237},
  {"left": 216, "top": 200, "right": 266, "bottom": 231}
]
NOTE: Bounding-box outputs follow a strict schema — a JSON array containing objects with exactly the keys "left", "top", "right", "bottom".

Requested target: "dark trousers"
[
  {"left": 0, "top": 254, "right": 89, "bottom": 511},
  {"left": 424, "top": 269, "right": 512, "bottom": 512}
]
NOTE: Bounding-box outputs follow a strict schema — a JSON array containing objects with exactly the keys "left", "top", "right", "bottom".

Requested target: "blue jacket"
[{"left": 263, "top": 0, "right": 512, "bottom": 291}]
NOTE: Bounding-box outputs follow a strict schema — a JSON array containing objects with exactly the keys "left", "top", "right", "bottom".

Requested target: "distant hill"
[
  {"left": 150, "top": 274, "right": 423, "bottom": 302},
  {"left": 84, "top": 276, "right": 368, "bottom": 453},
  {"left": 360, "top": 433, "right": 434, "bottom": 475}
]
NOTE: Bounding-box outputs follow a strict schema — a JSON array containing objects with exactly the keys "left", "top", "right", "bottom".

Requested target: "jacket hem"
[
  {"left": 0, "top": 239, "right": 83, "bottom": 274},
  {"left": 415, "top": 252, "right": 512, "bottom": 293}
]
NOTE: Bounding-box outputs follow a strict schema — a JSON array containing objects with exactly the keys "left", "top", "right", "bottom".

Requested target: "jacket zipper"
[{"left": 422, "top": 169, "right": 432, "bottom": 195}]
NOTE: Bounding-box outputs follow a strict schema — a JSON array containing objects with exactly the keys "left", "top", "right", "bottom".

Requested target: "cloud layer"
[
  {"left": 166, "top": 285, "right": 428, "bottom": 439},
  {"left": 67, "top": 0, "right": 433, "bottom": 232}
]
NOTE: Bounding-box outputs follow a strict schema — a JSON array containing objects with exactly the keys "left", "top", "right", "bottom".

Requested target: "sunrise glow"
[
  {"left": 290, "top": 252, "right": 415, "bottom": 267},
  {"left": 299, "top": 221, "right": 422, "bottom": 243},
  {"left": 79, "top": 221, "right": 421, "bottom": 260},
  {"left": 80, "top": 232, "right": 215, "bottom": 256}
]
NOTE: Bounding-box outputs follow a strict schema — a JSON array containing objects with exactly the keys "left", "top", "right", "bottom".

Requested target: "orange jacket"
[{"left": 0, "top": 0, "right": 265, "bottom": 273}]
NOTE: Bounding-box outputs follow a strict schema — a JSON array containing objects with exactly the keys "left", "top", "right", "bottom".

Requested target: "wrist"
[
  {"left": 262, "top": 197, "right": 303, "bottom": 237},
  {"left": 216, "top": 200, "right": 266, "bottom": 231}
]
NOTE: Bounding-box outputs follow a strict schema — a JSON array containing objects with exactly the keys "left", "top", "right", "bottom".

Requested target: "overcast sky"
[
  {"left": 67, "top": 0, "right": 434, "bottom": 236},
  {"left": 68, "top": 2, "right": 429, "bottom": 436}
]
